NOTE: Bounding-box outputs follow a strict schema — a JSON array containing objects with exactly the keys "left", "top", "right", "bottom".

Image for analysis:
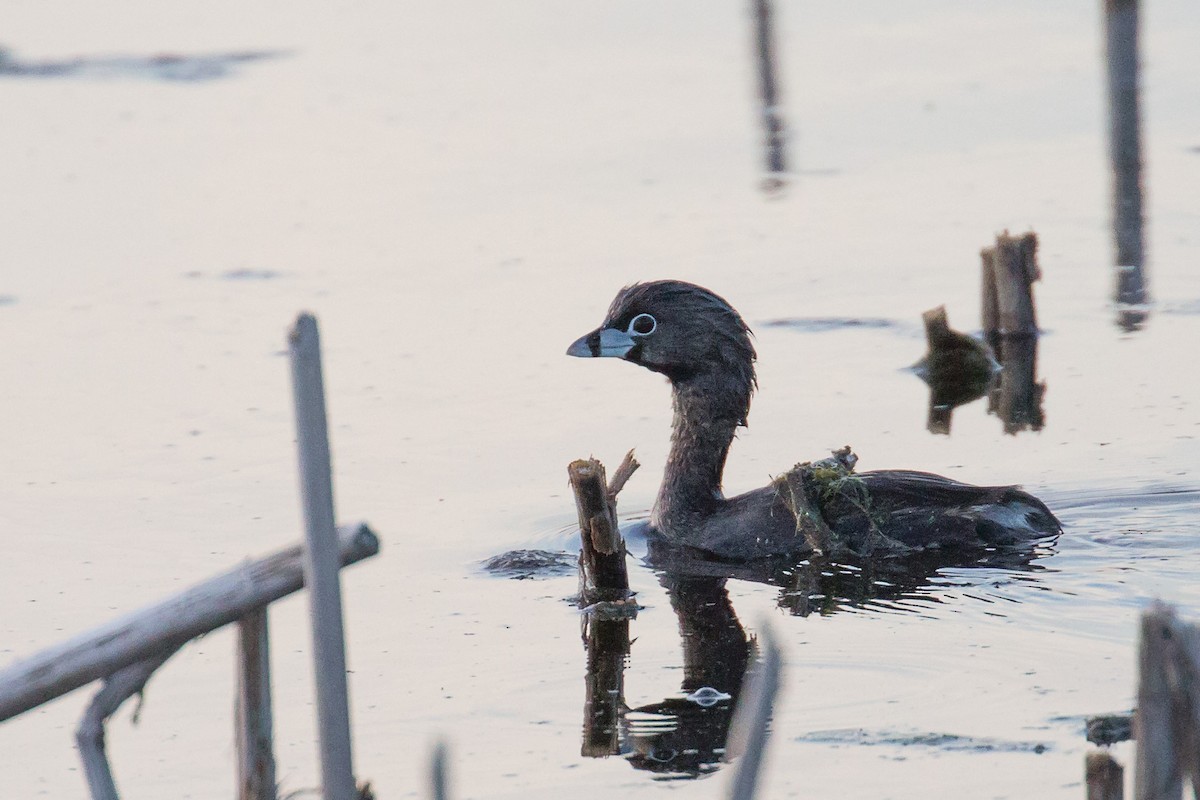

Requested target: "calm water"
[{"left": 2, "top": 1, "right": 1199, "bottom": 797}]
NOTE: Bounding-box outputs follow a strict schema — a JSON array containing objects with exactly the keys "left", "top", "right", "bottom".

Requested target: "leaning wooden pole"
[
  {"left": 1104, "top": 0, "right": 1147, "bottom": 305},
  {"left": 0, "top": 523, "right": 378, "bottom": 724},
  {"left": 288, "top": 313, "right": 357, "bottom": 800}
]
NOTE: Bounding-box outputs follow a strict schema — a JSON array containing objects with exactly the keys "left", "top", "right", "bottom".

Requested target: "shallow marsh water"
[{"left": 2, "top": 1, "right": 1199, "bottom": 797}]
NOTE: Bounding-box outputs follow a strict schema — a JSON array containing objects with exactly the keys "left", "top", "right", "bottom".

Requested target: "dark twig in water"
[{"left": 607, "top": 449, "right": 640, "bottom": 499}]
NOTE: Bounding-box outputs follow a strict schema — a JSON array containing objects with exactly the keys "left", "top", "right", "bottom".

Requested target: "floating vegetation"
[
  {"left": 480, "top": 549, "right": 577, "bottom": 579},
  {"left": 772, "top": 446, "right": 913, "bottom": 559}
]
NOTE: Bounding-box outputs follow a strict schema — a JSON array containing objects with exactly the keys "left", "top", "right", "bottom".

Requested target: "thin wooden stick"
[
  {"left": 606, "top": 449, "right": 640, "bottom": 499},
  {"left": 76, "top": 646, "right": 181, "bottom": 800},
  {"left": 289, "top": 312, "right": 357, "bottom": 800},
  {"left": 237, "top": 608, "right": 277, "bottom": 800}
]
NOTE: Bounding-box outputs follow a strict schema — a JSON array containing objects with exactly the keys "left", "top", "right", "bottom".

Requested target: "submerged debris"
[
  {"left": 1086, "top": 713, "right": 1134, "bottom": 746},
  {"left": 795, "top": 727, "right": 1050, "bottom": 754},
  {"left": 481, "top": 549, "right": 577, "bottom": 579},
  {"left": 0, "top": 46, "right": 284, "bottom": 82}
]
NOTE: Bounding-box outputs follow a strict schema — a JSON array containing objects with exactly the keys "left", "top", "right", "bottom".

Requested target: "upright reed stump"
[
  {"left": 981, "top": 231, "right": 1040, "bottom": 338},
  {"left": 568, "top": 452, "right": 637, "bottom": 605},
  {"left": 568, "top": 451, "right": 639, "bottom": 758}
]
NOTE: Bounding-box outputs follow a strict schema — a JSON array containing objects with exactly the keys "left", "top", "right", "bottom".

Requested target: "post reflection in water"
[
  {"left": 580, "top": 615, "right": 631, "bottom": 758},
  {"left": 985, "top": 334, "right": 1046, "bottom": 435},
  {"left": 578, "top": 538, "right": 1049, "bottom": 779}
]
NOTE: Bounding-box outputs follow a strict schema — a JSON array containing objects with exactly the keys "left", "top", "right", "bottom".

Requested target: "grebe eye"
[{"left": 628, "top": 313, "right": 657, "bottom": 336}]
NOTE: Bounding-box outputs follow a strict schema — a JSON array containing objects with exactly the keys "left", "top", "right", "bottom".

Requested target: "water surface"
[{"left": 2, "top": 1, "right": 1199, "bottom": 798}]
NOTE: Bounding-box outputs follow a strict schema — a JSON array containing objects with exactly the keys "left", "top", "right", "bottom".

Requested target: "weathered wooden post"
[
  {"left": 976, "top": 233, "right": 1047, "bottom": 434},
  {"left": 981, "top": 232, "right": 1040, "bottom": 338},
  {"left": 568, "top": 451, "right": 638, "bottom": 757},
  {"left": 1130, "top": 603, "right": 1200, "bottom": 799},
  {"left": 236, "top": 608, "right": 277, "bottom": 800},
  {"left": 1103, "top": 0, "right": 1147, "bottom": 305},
  {"left": 1087, "top": 750, "right": 1125, "bottom": 800},
  {"left": 568, "top": 452, "right": 636, "bottom": 605},
  {"left": 750, "top": 0, "right": 787, "bottom": 181},
  {"left": 288, "top": 313, "right": 357, "bottom": 800}
]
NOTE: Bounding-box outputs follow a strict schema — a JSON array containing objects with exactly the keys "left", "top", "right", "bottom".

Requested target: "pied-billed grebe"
[{"left": 567, "top": 280, "right": 1060, "bottom": 562}]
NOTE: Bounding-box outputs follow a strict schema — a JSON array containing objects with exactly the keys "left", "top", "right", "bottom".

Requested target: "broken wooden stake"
[
  {"left": 236, "top": 608, "right": 277, "bottom": 800},
  {"left": 569, "top": 451, "right": 638, "bottom": 758},
  {"left": 1133, "top": 602, "right": 1200, "bottom": 799},
  {"left": 1087, "top": 750, "right": 1125, "bottom": 800},
  {"left": 981, "top": 231, "right": 1040, "bottom": 338},
  {"left": 568, "top": 451, "right": 637, "bottom": 605},
  {"left": 914, "top": 306, "right": 996, "bottom": 435}
]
